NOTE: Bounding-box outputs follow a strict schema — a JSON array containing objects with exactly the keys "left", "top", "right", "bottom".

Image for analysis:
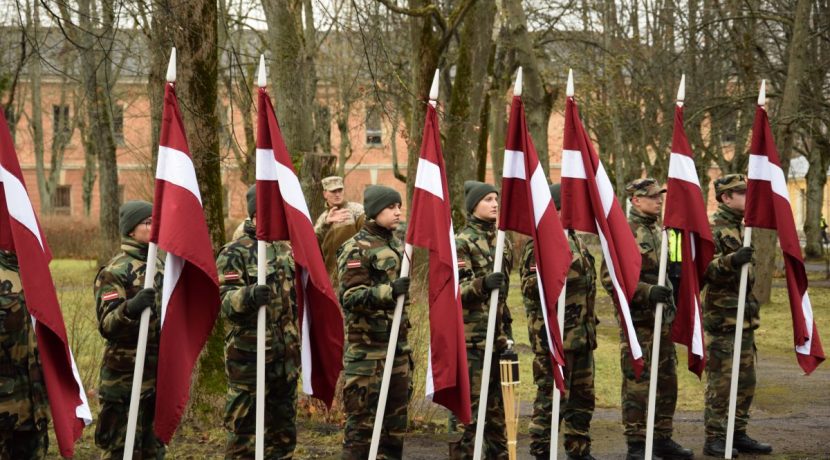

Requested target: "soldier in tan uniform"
[{"left": 314, "top": 176, "right": 365, "bottom": 280}]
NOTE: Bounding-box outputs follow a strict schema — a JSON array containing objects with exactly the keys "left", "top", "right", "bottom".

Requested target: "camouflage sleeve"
[
  {"left": 216, "top": 245, "right": 256, "bottom": 324},
  {"left": 633, "top": 281, "right": 653, "bottom": 307},
  {"left": 314, "top": 211, "right": 330, "bottom": 241},
  {"left": 501, "top": 239, "right": 514, "bottom": 339},
  {"left": 276, "top": 242, "right": 297, "bottom": 319},
  {"left": 519, "top": 239, "right": 539, "bottom": 301},
  {"left": 704, "top": 228, "right": 741, "bottom": 284},
  {"left": 95, "top": 268, "right": 140, "bottom": 342},
  {"left": 457, "top": 239, "right": 487, "bottom": 304},
  {"left": 337, "top": 243, "right": 396, "bottom": 313}
]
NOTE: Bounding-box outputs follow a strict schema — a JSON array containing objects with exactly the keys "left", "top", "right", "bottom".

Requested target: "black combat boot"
[
  {"left": 733, "top": 432, "right": 773, "bottom": 454},
  {"left": 653, "top": 438, "right": 694, "bottom": 459},
  {"left": 703, "top": 438, "right": 738, "bottom": 457},
  {"left": 626, "top": 441, "right": 645, "bottom": 460}
]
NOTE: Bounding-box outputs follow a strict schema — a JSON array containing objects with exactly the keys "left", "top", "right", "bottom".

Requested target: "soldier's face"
[
  {"left": 324, "top": 188, "right": 345, "bottom": 207},
  {"left": 632, "top": 193, "right": 663, "bottom": 217},
  {"left": 129, "top": 218, "right": 152, "bottom": 244},
  {"left": 473, "top": 193, "right": 499, "bottom": 222},
  {"left": 375, "top": 203, "right": 402, "bottom": 230},
  {"left": 723, "top": 190, "right": 746, "bottom": 212}
]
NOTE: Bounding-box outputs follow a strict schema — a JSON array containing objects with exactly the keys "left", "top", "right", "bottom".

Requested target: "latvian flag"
[
  {"left": 500, "top": 94, "right": 570, "bottom": 391},
  {"left": 0, "top": 108, "right": 92, "bottom": 457},
  {"left": 560, "top": 95, "right": 644, "bottom": 376},
  {"left": 745, "top": 101, "right": 824, "bottom": 374},
  {"left": 256, "top": 86, "right": 344, "bottom": 407},
  {"left": 406, "top": 100, "right": 471, "bottom": 423},
  {"left": 664, "top": 102, "right": 712, "bottom": 377},
  {"left": 151, "top": 82, "right": 221, "bottom": 442}
]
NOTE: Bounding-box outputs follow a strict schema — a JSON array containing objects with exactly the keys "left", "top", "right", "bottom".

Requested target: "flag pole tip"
[
  {"left": 166, "top": 47, "right": 176, "bottom": 83},
  {"left": 677, "top": 74, "right": 686, "bottom": 103},
  {"left": 257, "top": 55, "right": 267, "bottom": 88},
  {"left": 513, "top": 67, "right": 523, "bottom": 96},
  {"left": 566, "top": 69, "right": 574, "bottom": 97},
  {"left": 758, "top": 79, "right": 766, "bottom": 106},
  {"left": 429, "top": 69, "right": 440, "bottom": 102}
]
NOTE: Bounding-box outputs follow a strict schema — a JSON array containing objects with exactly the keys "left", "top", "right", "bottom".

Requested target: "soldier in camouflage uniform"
[
  {"left": 702, "top": 174, "right": 772, "bottom": 456},
  {"left": 94, "top": 201, "right": 165, "bottom": 459},
  {"left": 601, "top": 179, "right": 692, "bottom": 460},
  {"left": 215, "top": 186, "right": 300, "bottom": 459},
  {"left": 315, "top": 176, "right": 366, "bottom": 281},
  {"left": 0, "top": 249, "right": 50, "bottom": 459},
  {"left": 520, "top": 184, "right": 597, "bottom": 460},
  {"left": 337, "top": 185, "right": 411, "bottom": 460},
  {"left": 449, "top": 180, "right": 513, "bottom": 460}
]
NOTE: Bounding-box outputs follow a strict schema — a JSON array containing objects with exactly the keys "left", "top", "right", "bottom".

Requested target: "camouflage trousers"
[
  {"left": 526, "top": 309, "right": 594, "bottom": 456},
  {"left": 704, "top": 330, "right": 756, "bottom": 439},
  {"left": 0, "top": 427, "right": 47, "bottom": 459},
  {"left": 449, "top": 348, "right": 507, "bottom": 460},
  {"left": 224, "top": 362, "right": 298, "bottom": 459},
  {"left": 342, "top": 353, "right": 412, "bottom": 460},
  {"left": 619, "top": 322, "right": 678, "bottom": 442},
  {"left": 95, "top": 395, "right": 165, "bottom": 460}
]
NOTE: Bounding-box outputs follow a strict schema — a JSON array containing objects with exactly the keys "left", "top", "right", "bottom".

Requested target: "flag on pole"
[
  {"left": 560, "top": 94, "right": 644, "bottom": 377},
  {"left": 255, "top": 87, "right": 344, "bottom": 407},
  {"left": 0, "top": 109, "right": 92, "bottom": 457},
  {"left": 744, "top": 104, "right": 824, "bottom": 374},
  {"left": 405, "top": 101, "right": 471, "bottom": 423},
  {"left": 500, "top": 94, "right": 570, "bottom": 390},
  {"left": 151, "top": 83, "right": 221, "bottom": 442},
  {"left": 664, "top": 103, "right": 713, "bottom": 377}
]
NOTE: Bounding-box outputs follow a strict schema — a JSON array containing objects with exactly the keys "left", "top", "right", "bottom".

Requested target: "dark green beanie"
[
  {"left": 119, "top": 201, "right": 153, "bottom": 236},
  {"left": 364, "top": 185, "right": 402, "bottom": 219},
  {"left": 246, "top": 185, "right": 256, "bottom": 217},
  {"left": 550, "top": 183, "right": 561, "bottom": 211},
  {"left": 464, "top": 180, "right": 498, "bottom": 214}
]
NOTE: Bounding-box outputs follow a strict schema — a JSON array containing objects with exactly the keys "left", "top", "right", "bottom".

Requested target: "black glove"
[
  {"left": 662, "top": 299, "right": 677, "bottom": 324},
  {"left": 247, "top": 285, "right": 273, "bottom": 308},
  {"left": 648, "top": 284, "right": 673, "bottom": 306},
  {"left": 391, "top": 277, "right": 411, "bottom": 298},
  {"left": 731, "top": 246, "right": 755, "bottom": 268},
  {"left": 125, "top": 288, "right": 156, "bottom": 319},
  {"left": 483, "top": 272, "right": 506, "bottom": 291}
]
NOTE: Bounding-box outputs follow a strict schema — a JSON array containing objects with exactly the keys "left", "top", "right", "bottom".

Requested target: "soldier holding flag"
[
  {"left": 94, "top": 201, "right": 165, "bottom": 459},
  {"left": 215, "top": 185, "right": 300, "bottom": 459}
]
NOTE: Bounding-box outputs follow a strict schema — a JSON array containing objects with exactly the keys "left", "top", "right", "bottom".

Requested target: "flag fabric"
[
  {"left": 663, "top": 104, "right": 713, "bottom": 377},
  {"left": 255, "top": 87, "right": 344, "bottom": 407},
  {"left": 745, "top": 105, "right": 824, "bottom": 374},
  {"left": 151, "top": 83, "right": 221, "bottom": 442},
  {"left": 0, "top": 109, "right": 92, "bottom": 457},
  {"left": 559, "top": 96, "right": 645, "bottom": 377},
  {"left": 405, "top": 102, "right": 471, "bottom": 423},
  {"left": 500, "top": 95, "right": 570, "bottom": 391}
]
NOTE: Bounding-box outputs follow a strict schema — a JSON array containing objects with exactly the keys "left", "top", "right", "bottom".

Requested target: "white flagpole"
[
  {"left": 123, "top": 48, "right": 175, "bottom": 460},
  {"left": 549, "top": 229, "right": 568, "bottom": 460},
  {"left": 255, "top": 55, "right": 268, "bottom": 460}
]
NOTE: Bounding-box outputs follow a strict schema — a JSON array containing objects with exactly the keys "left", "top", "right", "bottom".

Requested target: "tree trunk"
[
  {"left": 26, "top": 0, "right": 50, "bottom": 214},
  {"left": 804, "top": 136, "right": 830, "bottom": 258}
]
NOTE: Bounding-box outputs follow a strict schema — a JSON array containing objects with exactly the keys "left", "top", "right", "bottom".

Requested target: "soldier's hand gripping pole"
[
  {"left": 368, "top": 243, "right": 413, "bottom": 460},
  {"left": 725, "top": 227, "right": 752, "bottom": 459},
  {"left": 473, "top": 230, "right": 506, "bottom": 460},
  {"left": 549, "top": 229, "right": 568, "bottom": 460},
  {"left": 123, "top": 242, "right": 159, "bottom": 460},
  {"left": 645, "top": 229, "right": 670, "bottom": 460},
  {"left": 255, "top": 241, "right": 267, "bottom": 460}
]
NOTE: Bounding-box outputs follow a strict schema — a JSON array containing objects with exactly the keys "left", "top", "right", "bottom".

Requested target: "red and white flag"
[
  {"left": 151, "top": 83, "right": 221, "bottom": 442},
  {"left": 406, "top": 101, "right": 471, "bottom": 423},
  {"left": 560, "top": 96, "right": 644, "bottom": 377},
  {"left": 500, "top": 94, "right": 570, "bottom": 391},
  {"left": 745, "top": 104, "right": 824, "bottom": 374},
  {"left": 664, "top": 103, "right": 713, "bottom": 377},
  {"left": 0, "top": 109, "right": 92, "bottom": 457},
  {"left": 255, "top": 87, "right": 344, "bottom": 407}
]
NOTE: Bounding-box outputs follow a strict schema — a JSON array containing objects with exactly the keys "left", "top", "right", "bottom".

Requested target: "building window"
[
  {"left": 721, "top": 117, "right": 737, "bottom": 144},
  {"left": 52, "top": 104, "right": 71, "bottom": 144},
  {"left": 365, "top": 106, "right": 382, "bottom": 147},
  {"left": 52, "top": 185, "right": 71, "bottom": 214},
  {"left": 113, "top": 104, "right": 125, "bottom": 146}
]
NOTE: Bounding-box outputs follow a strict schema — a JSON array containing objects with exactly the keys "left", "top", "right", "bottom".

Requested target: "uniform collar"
[
  {"left": 243, "top": 219, "right": 257, "bottom": 239},
  {"left": 467, "top": 214, "right": 496, "bottom": 233},
  {"left": 365, "top": 219, "right": 394, "bottom": 240},
  {"left": 121, "top": 237, "right": 149, "bottom": 260},
  {"left": 629, "top": 207, "right": 658, "bottom": 226},
  {"left": 717, "top": 203, "right": 744, "bottom": 224}
]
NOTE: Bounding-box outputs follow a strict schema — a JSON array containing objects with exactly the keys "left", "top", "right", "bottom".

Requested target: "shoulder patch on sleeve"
[
  {"left": 224, "top": 272, "right": 240, "bottom": 281},
  {"left": 102, "top": 291, "right": 119, "bottom": 301},
  {"left": 457, "top": 259, "right": 466, "bottom": 268},
  {"left": 529, "top": 264, "right": 536, "bottom": 272},
  {"left": 346, "top": 259, "right": 362, "bottom": 269}
]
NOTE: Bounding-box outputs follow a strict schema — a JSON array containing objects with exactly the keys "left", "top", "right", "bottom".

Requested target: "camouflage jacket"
[
  {"left": 216, "top": 220, "right": 299, "bottom": 386},
  {"left": 520, "top": 232, "right": 598, "bottom": 351},
  {"left": 314, "top": 202, "right": 366, "bottom": 280},
  {"left": 0, "top": 250, "right": 49, "bottom": 432},
  {"left": 702, "top": 204, "right": 759, "bottom": 334},
  {"left": 337, "top": 220, "right": 409, "bottom": 362},
  {"left": 456, "top": 215, "right": 513, "bottom": 352},
  {"left": 95, "top": 238, "right": 164, "bottom": 402},
  {"left": 601, "top": 208, "right": 664, "bottom": 326}
]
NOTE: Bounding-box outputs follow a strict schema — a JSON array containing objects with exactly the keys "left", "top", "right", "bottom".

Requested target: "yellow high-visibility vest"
[{"left": 668, "top": 228, "right": 682, "bottom": 263}]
